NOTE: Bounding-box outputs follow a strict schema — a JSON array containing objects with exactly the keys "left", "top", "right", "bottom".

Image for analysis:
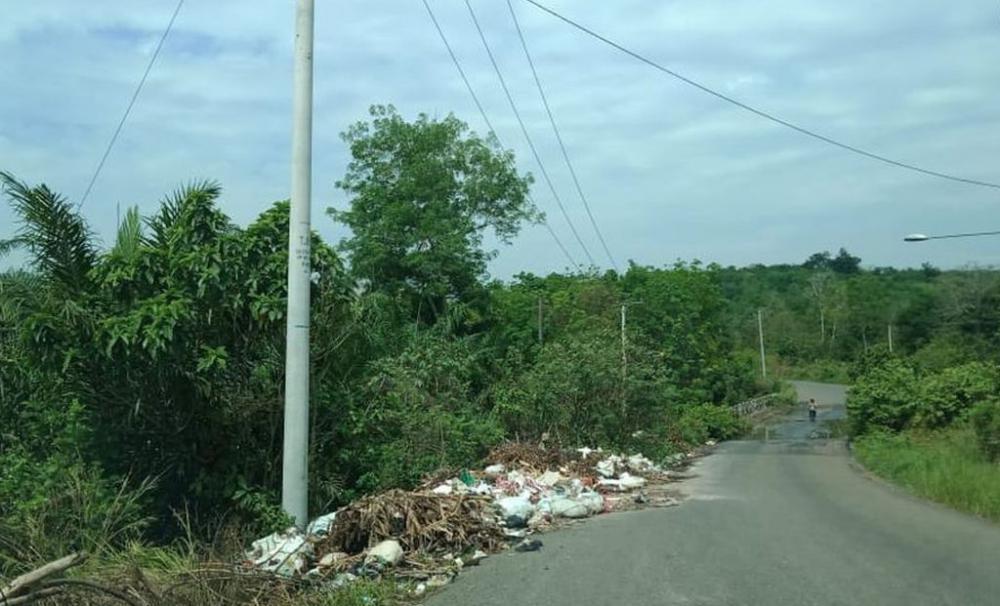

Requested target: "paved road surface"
[{"left": 428, "top": 381, "right": 1000, "bottom": 606}]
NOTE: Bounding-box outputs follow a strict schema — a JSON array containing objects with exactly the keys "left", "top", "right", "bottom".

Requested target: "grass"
[
  {"left": 1, "top": 540, "right": 406, "bottom": 605},
  {"left": 853, "top": 427, "right": 1000, "bottom": 522}
]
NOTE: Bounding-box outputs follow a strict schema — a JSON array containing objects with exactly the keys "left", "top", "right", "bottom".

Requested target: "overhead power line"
[
  {"left": 522, "top": 0, "right": 1000, "bottom": 191},
  {"left": 507, "top": 0, "right": 619, "bottom": 271},
  {"left": 464, "top": 0, "right": 598, "bottom": 267},
  {"left": 78, "top": 0, "right": 186, "bottom": 210},
  {"left": 420, "top": 0, "right": 580, "bottom": 271}
]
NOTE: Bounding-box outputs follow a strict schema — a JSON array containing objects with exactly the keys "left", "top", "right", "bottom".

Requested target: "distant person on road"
[{"left": 808, "top": 398, "right": 818, "bottom": 422}]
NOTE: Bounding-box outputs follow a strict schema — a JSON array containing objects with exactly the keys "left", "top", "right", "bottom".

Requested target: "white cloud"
[{"left": 2, "top": 0, "right": 1000, "bottom": 276}]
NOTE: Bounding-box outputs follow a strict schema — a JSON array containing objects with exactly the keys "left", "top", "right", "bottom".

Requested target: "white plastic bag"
[
  {"left": 247, "top": 528, "right": 313, "bottom": 576},
  {"left": 305, "top": 512, "right": 337, "bottom": 537},
  {"left": 548, "top": 496, "right": 590, "bottom": 518},
  {"left": 497, "top": 494, "right": 535, "bottom": 527},
  {"left": 365, "top": 539, "right": 403, "bottom": 565}
]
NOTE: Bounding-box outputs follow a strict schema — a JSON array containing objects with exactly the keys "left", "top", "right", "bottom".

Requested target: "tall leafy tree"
[{"left": 331, "top": 105, "right": 538, "bottom": 323}]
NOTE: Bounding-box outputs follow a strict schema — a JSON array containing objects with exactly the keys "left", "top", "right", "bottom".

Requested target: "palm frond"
[
  {"left": 145, "top": 180, "right": 223, "bottom": 248},
  {"left": 0, "top": 171, "right": 97, "bottom": 293},
  {"left": 0, "top": 270, "right": 43, "bottom": 325},
  {"left": 112, "top": 205, "right": 144, "bottom": 258}
]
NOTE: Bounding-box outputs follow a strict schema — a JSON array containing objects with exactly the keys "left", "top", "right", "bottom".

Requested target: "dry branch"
[{"left": 1, "top": 551, "right": 87, "bottom": 601}]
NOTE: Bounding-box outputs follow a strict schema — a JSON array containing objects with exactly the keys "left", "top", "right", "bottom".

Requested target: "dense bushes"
[
  {"left": 847, "top": 359, "right": 919, "bottom": 435},
  {"left": 344, "top": 332, "right": 504, "bottom": 493},
  {"left": 2, "top": 143, "right": 760, "bottom": 555},
  {"left": 676, "top": 404, "right": 748, "bottom": 445},
  {"left": 848, "top": 360, "right": 998, "bottom": 437},
  {"left": 847, "top": 350, "right": 999, "bottom": 519},
  {"left": 914, "top": 363, "right": 995, "bottom": 429}
]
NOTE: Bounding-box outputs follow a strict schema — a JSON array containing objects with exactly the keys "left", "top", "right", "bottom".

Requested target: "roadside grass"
[
  {"left": 853, "top": 427, "right": 1000, "bottom": 522},
  {"left": 1, "top": 540, "right": 405, "bottom": 606}
]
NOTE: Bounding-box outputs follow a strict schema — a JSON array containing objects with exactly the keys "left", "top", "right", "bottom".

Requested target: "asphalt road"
[{"left": 428, "top": 381, "right": 1000, "bottom": 606}]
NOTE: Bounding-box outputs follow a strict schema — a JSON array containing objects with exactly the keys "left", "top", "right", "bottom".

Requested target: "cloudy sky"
[{"left": 3, "top": 0, "right": 999, "bottom": 277}]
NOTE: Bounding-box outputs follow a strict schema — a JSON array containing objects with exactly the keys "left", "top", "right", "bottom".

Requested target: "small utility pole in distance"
[
  {"left": 537, "top": 296, "right": 543, "bottom": 345},
  {"left": 887, "top": 323, "right": 894, "bottom": 353},
  {"left": 757, "top": 308, "right": 767, "bottom": 379},
  {"left": 282, "top": 0, "right": 315, "bottom": 528}
]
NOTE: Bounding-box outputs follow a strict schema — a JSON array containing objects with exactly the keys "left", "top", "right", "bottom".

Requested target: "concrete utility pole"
[
  {"left": 887, "top": 323, "right": 894, "bottom": 353},
  {"left": 620, "top": 303, "right": 627, "bottom": 413},
  {"left": 757, "top": 309, "right": 767, "bottom": 378},
  {"left": 282, "top": 0, "right": 315, "bottom": 527},
  {"left": 537, "top": 296, "right": 543, "bottom": 345}
]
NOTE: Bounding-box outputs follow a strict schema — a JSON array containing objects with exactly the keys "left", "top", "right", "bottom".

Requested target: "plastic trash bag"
[
  {"left": 497, "top": 494, "right": 535, "bottom": 527},
  {"left": 247, "top": 528, "right": 313, "bottom": 576},
  {"left": 547, "top": 496, "right": 590, "bottom": 518},
  {"left": 365, "top": 539, "right": 403, "bottom": 565},
  {"left": 305, "top": 512, "right": 337, "bottom": 537}
]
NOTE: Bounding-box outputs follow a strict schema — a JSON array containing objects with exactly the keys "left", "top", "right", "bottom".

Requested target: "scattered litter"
[
  {"left": 497, "top": 494, "right": 534, "bottom": 528},
  {"left": 330, "top": 572, "right": 357, "bottom": 589},
  {"left": 595, "top": 455, "right": 622, "bottom": 478},
  {"left": 535, "top": 470, "right": 564, "bottom": 487},
  {"left": 246, "top": 528, "right": 313, "bottom": 577},
  {"left": 546, "top": 496, "right": 589, "bottom": 518},
  {"left": 306, "top": 512, "right": 337, "bottom": 537},
  {"left": 626, "top": 454, "right": 659, "bottom": 473},
  {"left": 249, "top": 441, "right": 690, "bottom": 587},
  {"left": 319, "top": 551, "right": 348, "bottom": 568},
  {"left": 459, "top": 469, "right": 476, "bottom": 486},
  {"left": 514, "top": 538, "right": 543, "bottom": 552},
  {"left": 365, "top": 540, "right": 403, "bottom": 566}
]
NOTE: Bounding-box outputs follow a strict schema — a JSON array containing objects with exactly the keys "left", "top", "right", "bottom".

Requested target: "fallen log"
[{"left": 1, "top": 552, "right": 88, "bottom": 602}]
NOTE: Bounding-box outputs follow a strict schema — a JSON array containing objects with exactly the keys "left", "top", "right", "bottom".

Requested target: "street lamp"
[{"left": 903, "top": 230, "right": 1000, "bottom": 242}]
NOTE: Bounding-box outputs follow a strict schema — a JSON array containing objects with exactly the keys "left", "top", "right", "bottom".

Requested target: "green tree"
[
  {"left": 830, "top": 247, "right": 861, "bottom": 274},
  {"left": 803, "top": 251, "right": 832, "bottom": 270},
  {"left": 331, "top": 105, "right": 538, "bottom": 324}
]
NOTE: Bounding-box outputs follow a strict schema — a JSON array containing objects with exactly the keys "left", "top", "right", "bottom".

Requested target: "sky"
[{"left": 2, "top": 0, "right": 999, "bottom": 279}]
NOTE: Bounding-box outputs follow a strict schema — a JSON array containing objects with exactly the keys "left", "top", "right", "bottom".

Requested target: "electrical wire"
[
  {"left": 522, "top": 0, "right": 1000, "bottom": 191},
  {"left": 420, "top": 0, "right": 581, "bottom": 270},
  {"left": 507, "top": 0, "right": 619, "bottom": 271},
  {"left": 78, "top": 0, "right": 185, "bottom": 209},
  {"left": 464, "top": 0, "right": 598, "bottom": 267}
]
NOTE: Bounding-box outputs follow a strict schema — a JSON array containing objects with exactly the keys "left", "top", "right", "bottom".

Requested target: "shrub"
[
  {"left": 676, "top": 403, "right": 747, "bottom": 445},
  {"left": 492, "top": 328, "right": 669, "bottom": 448},
  {"left": 914, "top": 362, "right": 996, "bottom": 429},
  {"left": 910, "top": 336, "right": 976, "bottom": 373},
  {"left": 848, "top": 344, "right": 895, "bottom": 381},
  {"left": 970, "top": 400, "right": 1000, "bottom": 462},
  {"left": 343, "top": 332, "right": 503, "bottom": 493},
  {"left": 847, "top": 359, "right": 918, "bottom": 435},
  {"left": 0, "top": 452, "right": 152, "bottom": 575}
]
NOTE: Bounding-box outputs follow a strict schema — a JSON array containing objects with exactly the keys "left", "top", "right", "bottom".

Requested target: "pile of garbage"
[{"left": 245, "top": 443, "right": 687, "bottom": 589}]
